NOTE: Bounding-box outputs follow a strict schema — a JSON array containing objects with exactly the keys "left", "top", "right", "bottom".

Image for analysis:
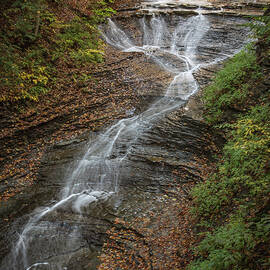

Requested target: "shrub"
[
  {"left": 0, "top": 0, "right": 115, "bottom": 104},
  {"left": 191, "top": 104, "right": 270, "bottom": 221},
  {"left": 189, "top": 215, "right": 270, "bottom": 270},
  {"left": 53, "top": 17, "right": 105, "bottom": 65},
  {"left": 203, "top": 48, "right": 261, "bottom": 124},
  {"left": 190, "top": 12, "right": 270, "bottom": 268}
]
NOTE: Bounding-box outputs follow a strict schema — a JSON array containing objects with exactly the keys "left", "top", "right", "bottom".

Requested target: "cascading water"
[{"left": 1, "top": 8, "right": 249, "bottom": 270}]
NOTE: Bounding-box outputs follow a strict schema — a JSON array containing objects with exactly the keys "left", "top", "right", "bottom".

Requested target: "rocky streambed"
[{"left": 0, "top": 1, "right": 268, "bottom": 269}]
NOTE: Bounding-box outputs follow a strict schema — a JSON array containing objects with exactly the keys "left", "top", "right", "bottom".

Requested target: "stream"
[{"left": 1, "top": 1, "right": 252, "bottom": 269}]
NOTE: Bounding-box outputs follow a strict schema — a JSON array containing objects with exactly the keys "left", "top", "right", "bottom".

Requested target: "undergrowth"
[
  {"left": 192, "top": 104, "right": 270, "bottom": 221},
  {"left": 190, "top": 215, "right": 270, "bottom": 270},
  {"left": 0, "top": 0, "right": 115, "bottom": 103},
  {"left": 189, "top": 9, "right": 270, "bottom": 270},
  {"left": 203, "top": 47, "right": 262, "bottom": 124}
]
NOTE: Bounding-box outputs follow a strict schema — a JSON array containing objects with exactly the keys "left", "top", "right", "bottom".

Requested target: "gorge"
[{"left": 0, "top": 0, "right": 268, "bottom": 269}]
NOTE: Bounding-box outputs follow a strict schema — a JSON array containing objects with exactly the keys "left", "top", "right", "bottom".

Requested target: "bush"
[
  {"left": 191, "top": 104, "right": 270, "bottom": 221},
  {"left": 203, "top": 48, "right": 261, "bottom": 124},
  {"left": 190, "top": 103, "right": 270, "bottom": 269},
  {"left": 189, "top": 215, "right": 270, "bottom": 270},
  {"left": 0, "top": 0, "right": 115, "bottom": 104},
  {"left": 249, "top": 8, "right": 270, "bottom": 42},
  {"left": 52, "top": 17, "right": 105, "bottom": 65},
  {"left": 190, "top": 11, "right": 270, "bottom": 269}
]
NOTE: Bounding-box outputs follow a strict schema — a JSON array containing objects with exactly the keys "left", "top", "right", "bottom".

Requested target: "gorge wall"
[{"left": 0, "top": 1, "right": 269, "bottom": 269}]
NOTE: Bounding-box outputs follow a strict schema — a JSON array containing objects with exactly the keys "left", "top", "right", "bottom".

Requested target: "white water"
[{"left": 2, "top": 10, "right": 247, "bottom": 270}]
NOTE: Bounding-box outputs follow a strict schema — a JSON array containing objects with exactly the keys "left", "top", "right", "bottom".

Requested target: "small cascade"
[
  {"left": 104, "top": 11, "right": 210, "bottom": 99},
  {"left": 1, "top": 8, "right": 250, "bottom": 270}
]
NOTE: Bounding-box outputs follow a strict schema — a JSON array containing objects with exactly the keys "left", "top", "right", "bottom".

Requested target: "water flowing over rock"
[
  {"left": 119, "top": 0, "right": 270, "bottom": 17},
  {"left": 0, "top": 1, "right": 266, "bottom": 269}
]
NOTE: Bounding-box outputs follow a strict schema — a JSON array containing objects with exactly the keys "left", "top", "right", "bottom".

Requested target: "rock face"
[
  {"left": 0, "top": 1, "right": 266, "bottom": 269},
  {"left": 117, "top": 0, "right": 270, "bottom": 17},
  {"left": 1, "top": 114, "right": 221, "bottom": 270}
]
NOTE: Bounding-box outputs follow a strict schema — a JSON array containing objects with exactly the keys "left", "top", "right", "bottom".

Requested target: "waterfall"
[{"left": 1, "top": 10, "right": 248, "bottom": 270}]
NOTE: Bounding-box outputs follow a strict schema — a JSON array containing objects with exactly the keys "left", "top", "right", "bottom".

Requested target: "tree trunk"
[{"left": 34, "top": 10, "right": 41, "bottom": 37}]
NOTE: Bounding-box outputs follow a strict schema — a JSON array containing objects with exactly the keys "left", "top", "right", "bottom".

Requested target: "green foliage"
[
  {"left": 192, "top": 103, "right": 270, "bottom": 220},
  {"left": 203, "top": 48, "right": 261, "bottom": 124},
  {"left": 0, "top": 39, "right": 51, "bottom": 102},
  {"left": 0, "top": 0, "right": 115, "bottom": 104},
  {"left": 19, "top": 65, "right": 50, "bottom": 101},
  {"left": 92, "top": 7, "right": 116, "bottom": 24},
  {"left": 53, "top": 17, "right": 104, "bottom": 65},
  {"left": 190, "top": 104, "right": 270, "bottom": 269},
  {"left": 4, "top": 0, "right": 46, "bottom": 44},
  {"left": 189, "top": 215, "right": 270, "bottom": 270},
  {"left": 190, "top": 11, "right": 270, "bottom": 269},
  {"left": 249, "top": 8, "right": 270, "bottom": 42},
  {"left": 0, "top": 0, "right": 52, "bottom": 102},
  {"left": 89, "top": 0, "right": 116, "bottom": 24}
]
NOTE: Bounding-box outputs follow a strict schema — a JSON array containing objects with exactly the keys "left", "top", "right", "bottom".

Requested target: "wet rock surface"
[
  {"left": 117, "top": 0, "right": 269, "bottom": 17},
  {"left": 0, "top": 112, "right": 221, "bottom": 270},
  {"left": 0, "top": 1, "right": 264, "bottom": 269}
]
